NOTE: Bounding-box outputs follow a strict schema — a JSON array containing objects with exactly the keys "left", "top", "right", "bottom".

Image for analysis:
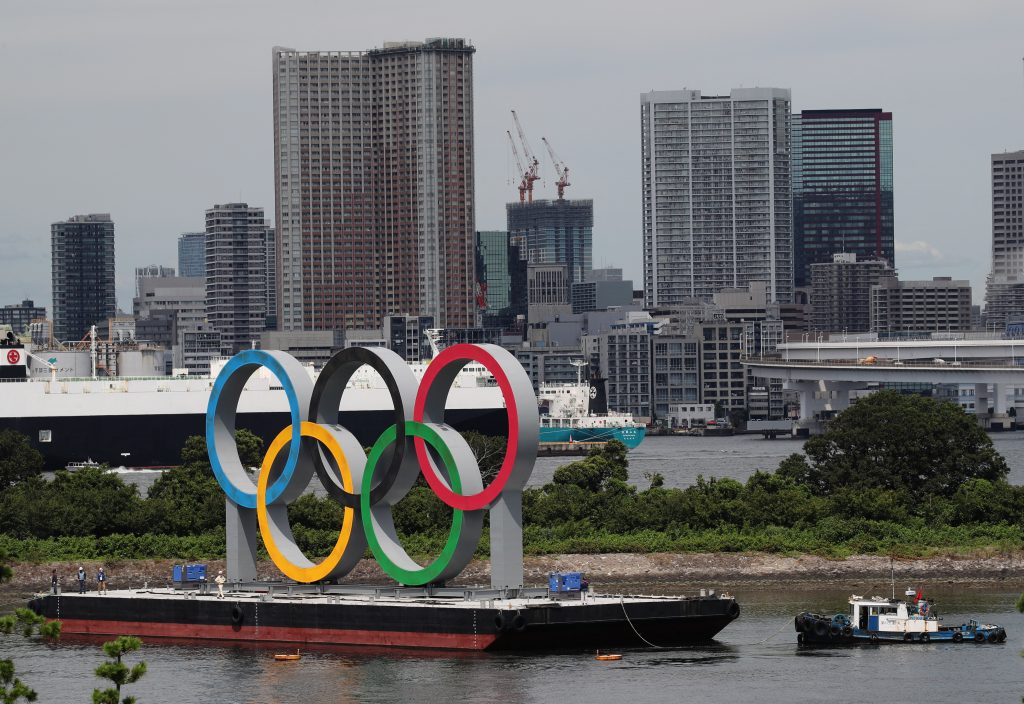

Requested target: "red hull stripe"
[{"left": 55, "top": 618, "right": 497, "bottom": 651}]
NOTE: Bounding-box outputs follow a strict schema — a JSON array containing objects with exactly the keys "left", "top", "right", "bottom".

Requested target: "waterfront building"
[
  {"left": 871, "top": 276, "right": 972, "bottom": 334},
  {"left": 51, "top": 214, "right": 116, "bottom": 343},
  {"left": 177, "top": 232, "right": 206, "bottom": 278},
  {"left": 514, "top": 347, "right": 589, "bottom": 392},
  {"left": 571, "top": 268, "right": 634, "bottom": 314},
  {"left": 475, "top": 230, "right": 527, "bottom": 331},
  {"left": 640, "top": 88, "right": 793, "bottom": 306},
  {"left": 133, "top": 276, "right": 206, "bottom": 358},
  {"left": 506, "top": 199, "right": 593, "bottom": 285},
  {"left": 810, "top": 253, "right": 895, "bottom": 333},
  {"left": 792, "top": 109, "right": 895, "bottom": 288},
  {"left": 384, "top": 315, "right": 434, "bottom": 362},
  {"left": 273, "top": 39, "right": 476, "bottom": 332},
  {"left": 259, "top": 330, "right": 343, "bottom": 369},
  {"left": 134, "top": 265, "right": 176, "bottom": 298},
  {"left": 264, "top": 227, "right": 277, "bottom": 330},
  {"left": 0, "top": 300, "right": 46, "bottom": 335},
  {"left": 984, "top": 150, "right": 1024, "bottom": 329},
  {"left": 204, "top": 203, "right": 267, "bottom": 355}
]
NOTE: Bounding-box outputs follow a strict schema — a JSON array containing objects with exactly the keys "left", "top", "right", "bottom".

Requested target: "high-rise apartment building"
[
  {"left": 871, "top": 276, "right": 972, "bottom": 334},
  {"left": 264, "top": 227, "right": 277, "bottom": 330},
  {"left": 51, "top": 214, "right": 116, "bottom": 342},
  {"left": 0, "top": 300, "right": 46, "bottom": 335},
  {"left": 273, "top": 39, "right": 476, "bottom": 332},
  {"left": 792, "top": 109, "right": 894, "bottom": 288},
  {"left": 506, "top": 199, "right": 593, "bottom": 285},
  {"left": 177, "top": 232, "right": 206, "bottom": 278},
  {"left": 205, "top": 203, "right": 267, "bottom": 355},
  {"left": 810, "top": 253, "right": 894, "bottom": 333},
  {"left": 640, "top": 88, "right": 793, "bottom": 306},
  {"left": 984, "top": 150, "right": 1024, "bottom": 328}
]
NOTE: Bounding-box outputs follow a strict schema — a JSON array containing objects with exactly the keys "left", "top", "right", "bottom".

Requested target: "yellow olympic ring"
[{"left": 256, "top": 421, "right": 356, "bottom": 582}]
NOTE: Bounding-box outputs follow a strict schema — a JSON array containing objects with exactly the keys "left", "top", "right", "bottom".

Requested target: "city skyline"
[{"left": 1, "top": 1, "right": 1022, "bottom": 313}]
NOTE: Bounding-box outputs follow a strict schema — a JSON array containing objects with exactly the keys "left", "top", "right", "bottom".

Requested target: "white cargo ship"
[{"left": 0, "top": 335, "right": 506, "bottom": 469}]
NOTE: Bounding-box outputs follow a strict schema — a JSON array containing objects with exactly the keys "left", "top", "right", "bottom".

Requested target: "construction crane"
[
  {"left": 510, "top": 110, "right": 540, "bottom": 202},
  {"left": 507, "top": 130, "right": 529, "bottom": 203},
  {"left": 542, "top": 137, "right": 571, "bottom": 200}
]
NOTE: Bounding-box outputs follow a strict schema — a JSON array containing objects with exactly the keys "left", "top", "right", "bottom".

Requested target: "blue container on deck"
[
  {"left": 549, "top": 572, "right": 583, "bottom": 592},
  {"left": 173, "top": 564, "right": 207, "bottom": 584}
]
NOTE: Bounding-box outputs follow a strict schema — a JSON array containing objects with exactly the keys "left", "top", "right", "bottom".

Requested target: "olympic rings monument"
[
  {"left": 28, "top": 342, "right": 741, "bottom": 650},
  {"left": 207, "top": 343, "right": 539, "bottom": 590}
]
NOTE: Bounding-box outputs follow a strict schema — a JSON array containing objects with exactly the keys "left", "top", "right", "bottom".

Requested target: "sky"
[{"left": 1, "top": 0, "right": 1022, "bottom": 314}]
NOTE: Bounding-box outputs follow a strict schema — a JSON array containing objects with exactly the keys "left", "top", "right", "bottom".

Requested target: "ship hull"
[
  {"left": 539, "top": 426, "right": 646, "bottom": 450},
  {"left": 2, "top": 408, "right": 507, "bottom": 469},
  {"left": 29, "top": 591, "right": 739, "bottom": 652}
]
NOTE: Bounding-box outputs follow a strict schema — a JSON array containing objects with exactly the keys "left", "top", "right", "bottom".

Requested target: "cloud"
[{"left": 895, "top": 240, "right": 944, "bottom": 261}]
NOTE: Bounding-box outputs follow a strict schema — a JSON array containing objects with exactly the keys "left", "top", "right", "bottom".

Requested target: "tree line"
[{"left": 0, "top": 391, "right": 1023, "bottom": 561}]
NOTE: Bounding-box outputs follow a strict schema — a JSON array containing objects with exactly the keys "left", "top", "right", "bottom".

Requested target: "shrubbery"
[{"left": 1, "top": 391, "right": 1023, "bottom": 562}]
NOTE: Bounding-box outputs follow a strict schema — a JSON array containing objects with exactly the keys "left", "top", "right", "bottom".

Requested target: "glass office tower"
[{"left": 792, "top": 109, "right": 894, "bottom": 288}]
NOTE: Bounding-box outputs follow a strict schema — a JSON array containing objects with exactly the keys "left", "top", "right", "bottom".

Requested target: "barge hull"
[{"left": 30, "top": 591, "right": 739, "bottom": 652}]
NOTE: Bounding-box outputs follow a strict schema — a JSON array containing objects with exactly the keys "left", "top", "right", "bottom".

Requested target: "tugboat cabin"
[{"left": 851, "top": 597, "right": 938, "bottom": 635}]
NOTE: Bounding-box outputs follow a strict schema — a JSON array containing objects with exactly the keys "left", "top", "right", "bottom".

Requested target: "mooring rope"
[
  {"left": 619, "top": 597, "right": 667, "bottom": 649},
  {"left": 752, "top": 619, "right": 793, "bottom": 645}
]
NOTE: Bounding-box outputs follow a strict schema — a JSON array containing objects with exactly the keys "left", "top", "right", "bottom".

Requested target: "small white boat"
[{"left": 65, "top": 459, "right": 101, "bottom": 472}]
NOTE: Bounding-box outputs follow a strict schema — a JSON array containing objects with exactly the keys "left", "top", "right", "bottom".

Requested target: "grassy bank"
[{"left": 2, "top": 519, "right": 1022, "bottom": 564}]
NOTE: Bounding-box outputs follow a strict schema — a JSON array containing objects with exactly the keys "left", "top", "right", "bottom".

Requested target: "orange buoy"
[{"left": 274, "top": 649, "right": 301, "bottom": 661}]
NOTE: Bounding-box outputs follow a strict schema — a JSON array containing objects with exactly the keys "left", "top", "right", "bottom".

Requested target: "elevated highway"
[{"left": 744, "top": 338, "right": 1024, "bottom": 433}]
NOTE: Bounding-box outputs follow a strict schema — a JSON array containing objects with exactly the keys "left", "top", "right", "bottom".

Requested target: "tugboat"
[{"left": 796, "top": 589, "right": 1007, "bottom": 645}]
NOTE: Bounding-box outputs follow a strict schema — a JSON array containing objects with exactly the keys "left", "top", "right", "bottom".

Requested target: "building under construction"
[{"left": 506, "top": 199, "right": 593, "bottom": 285}]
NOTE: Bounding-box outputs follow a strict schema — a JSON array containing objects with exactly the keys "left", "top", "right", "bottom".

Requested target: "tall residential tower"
[
  {"left": 984, "top": 150, "right": 1024, "bottom": 328},
  {"left": 640, "top": 88, "right": 793, "bottom": 307},
  {"left": 51, "top": 214, "right": 116, "bottom": 342},
  {"left": 792, "top": 109, "right": 894, "bottom": 288},
  {"left": 273, "top": 39, "right": 476, "bottom": 332},
  {"left": 205, "top": 203, "right": 268, "bottom": 355}
]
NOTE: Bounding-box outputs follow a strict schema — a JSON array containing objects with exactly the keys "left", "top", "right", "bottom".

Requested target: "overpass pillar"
[{"left": 975, "top": 383, "right": 990, "bottom": 418}]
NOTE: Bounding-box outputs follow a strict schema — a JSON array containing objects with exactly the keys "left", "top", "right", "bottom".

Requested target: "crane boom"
[
  {"left": 510, "top": 110, "right": 540, "bottom": 202},
  {"left": 541, "top": 137, "right": 571, "bottom": 200},
  {"left": 506, "top": 130, "right": 529, "bottom": 202}
]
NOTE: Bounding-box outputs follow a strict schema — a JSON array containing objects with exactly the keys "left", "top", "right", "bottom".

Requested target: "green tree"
[
  {"left": 92, "top": 636, "right": 146, "bottom": 704},
  {"left": 781, "top": 390, "right": 1008, "bottom": 497},
  {"left": 0, "top": 430, "right": 44, "bottom": 493},
  {"left": 0, "top": 555, "right": 60, "bottom": 704}
]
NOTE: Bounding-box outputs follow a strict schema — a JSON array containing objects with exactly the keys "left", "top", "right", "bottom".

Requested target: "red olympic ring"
[{"left": 413, "top": 344, "right": 520, "bottom": 511}]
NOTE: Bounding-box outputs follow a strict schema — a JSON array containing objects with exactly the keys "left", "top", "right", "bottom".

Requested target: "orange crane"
[
  {"left": 510, "top": 110, "right": 540, "bottom": 202},
  {"left": 542, "top": 136, "right": 571, "bottom": 200}
]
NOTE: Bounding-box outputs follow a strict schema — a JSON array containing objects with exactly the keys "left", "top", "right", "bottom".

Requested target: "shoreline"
[{"left": 3, "top": 551, "right": 1023, "bottom": 600}]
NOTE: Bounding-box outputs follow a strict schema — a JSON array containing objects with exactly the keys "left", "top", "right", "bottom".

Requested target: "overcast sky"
[{"left": 1, "top": 0, "right": 1022, "bottom": 314}]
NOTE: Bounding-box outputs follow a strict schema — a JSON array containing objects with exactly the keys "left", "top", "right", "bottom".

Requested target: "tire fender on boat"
[
  {"left": 231, "top": 604, "right": 244, "bottom": 625},
  {"left": 952, "top": 632, "right": 963, "bottom": 643},
  {"left": 728, "top": 602, "right": 740, "bottom": 619},
  {"left": 842, "top": 625, "right": 853, "bottom": 637},
  {"left": 920, "top": 633, "right": 930, "bottom": 643},
  {"left": 903, "top": 633, "right": 913, "bottom": 642},
  {"left": 512, "top": 613, "right": 527, "bottom": 633},
  {"left": 494, "top": 612, "right": 508, "bottom": 632},
  {"left": 987, "top": 631, "right": 1001, "bottom": 643},
  {"left": 974, "top": 632, "right": 986, "bottom": 643},
  {"left": 813, "top": 620, "right": 829, "bottom": 638}
]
